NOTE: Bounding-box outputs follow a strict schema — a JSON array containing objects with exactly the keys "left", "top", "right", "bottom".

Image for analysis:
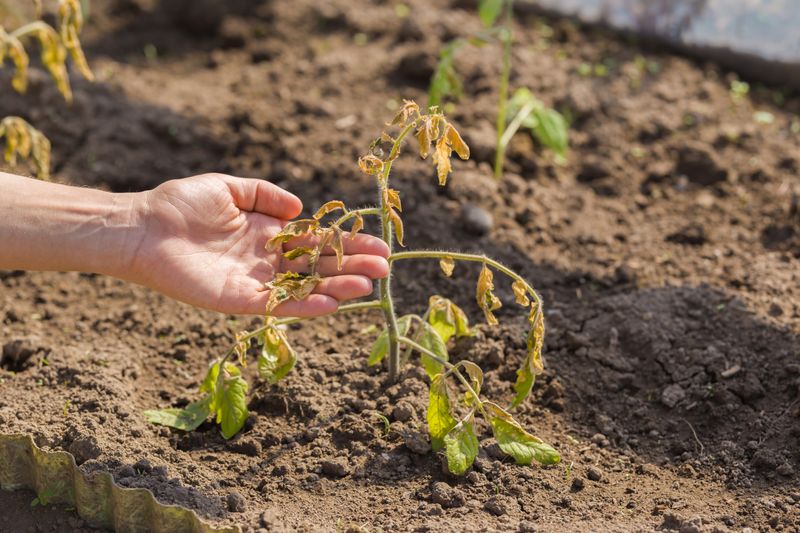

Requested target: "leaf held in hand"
[
  {"left": 313, "top": 200, "right": 345, "bottom": 220},
  {"left": 331, "top": 226, "right": 345, "bottom": 271},
  {"left": 485, "top": 402, "right": 560, "bottom": 465},
  {"left": 265, "top": 272, "right": 322, "bottom": 315},
  {"left": 427, "top": 374, "right": 457, "bottom": 451},
  {"left": 476, "top": 265, "right": 502, "bottom": 325},
  {"left": 444, "top": 419, "right": 479, "bottom": 475},
  {"left": 368, "top": 315, "right": 412, "bottom": 366},
  {"left": 283, "top": 247, "right": 314, "bottom": 261},
  {"left": 266, "top": 219, "right": 319, "bottom": 250},
  {"left": 439, "top": 256, "right": 454, "bottom": 277},
  {"left": 350, "top": 212, "right": 364, "bottom": 239},
  {"left": 258, "top": 325, "right": 297, "bottom": 384},
  {"left": 416, "top": 320, "right": 449, "bottom": 379}
]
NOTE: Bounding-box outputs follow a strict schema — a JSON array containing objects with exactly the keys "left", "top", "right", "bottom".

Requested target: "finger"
[
  {"left": 281, "top": 255, "right": 390, "bottom": 279},
  {"left": 312, "top": 275, "right": 374, "bottom": 301},
  {"left": 219, "top": 174, "right": 303, "bottom": 219},
  {"left": 284, "top": 232, "right": 390, "bottom": 258}
]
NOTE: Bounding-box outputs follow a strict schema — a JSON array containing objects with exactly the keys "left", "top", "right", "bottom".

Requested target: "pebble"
[
  {"left": 461, "top": 204, "right": 494, "bottom": 236},
  {"left": 68, "top": 436, "right": 102, "bottom": 465},
  {"left": 430, "top": 481, "right": 465, "bottom": 509},
  {"left": 392, "top": 401, "right": 415, "bottom": 422},
  {"left": 587, "top": 467, "right": 603, "bottom": 482},
  {"left": 570, "top": 477, "right": 585, "bottom": 491},
  {"left": 226, "top": 491, "right": 246, "bottom": 513},
  {"left": 661, "top": 384, "right": 686, "bottom": 408},
  {"left": 483, "top": 495, "right": 509, "bottom": 516},
  {"left": 321, "top": 458, "right": 349, "bottom": 478}
]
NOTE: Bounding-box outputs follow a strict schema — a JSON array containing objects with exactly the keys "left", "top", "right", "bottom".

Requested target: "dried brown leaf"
[
  {"left": 265, "top": 272, "right": 322, "bottom": 315},
  {"left": 512, "top": 280, "right": 530, "bottom": 307},
  {"left": 388, "top": 208, "right": 404, "bottom": 247},
  {"left": 476, "top": 265, "right": 501, "bottom": 325},
  {"left": 390, "top": 99, "right": 419, "bottom": 126},
  {"left": 350, "top": 213, "right": 364, "bottom": 239},
  {"left": 445, "top": 124, "right": 470, "bottom": 160},
  {"left": 313, "top": 200, "right": 345, "bottom": 220},
  {"left": 439, "top": 256, "right": 454, "bottom": 277},
  {"left": 358, "top": 154, "right": 384, "bottom": 175},
  {"left": 266, "top": 219, "right": 319, "bottom": 250},
  {"left": 385, "top": 188, "right": 402, "bottom": 212}
]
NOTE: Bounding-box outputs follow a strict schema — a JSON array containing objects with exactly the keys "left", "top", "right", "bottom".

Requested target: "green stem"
[
  {"left": 497, "top": 99, "right": 535, "bottom": 156},
  {"left": 493, "top": 0, "right": 515, "bottom": 180},
  {"left": 379, "top": 120, "right": 420, "bottom": 382},
  {"left": 331, "top": 207, "right": 381, "bottom": 228}
]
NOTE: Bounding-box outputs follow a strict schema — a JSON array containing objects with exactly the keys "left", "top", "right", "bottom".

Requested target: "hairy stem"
[
  {"left": 379, "top": 120, "right": 419, "bottom": 382},
  {"left": 493, "top": 0, "right": 515, "bottom": 180},
  {"left": 331, "top": 207, "right": 381, "bottom": 228}
]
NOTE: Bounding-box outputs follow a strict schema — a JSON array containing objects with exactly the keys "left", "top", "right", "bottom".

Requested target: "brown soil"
[{"left": 2, "top": 0, "right": 800, "bottom": 531}]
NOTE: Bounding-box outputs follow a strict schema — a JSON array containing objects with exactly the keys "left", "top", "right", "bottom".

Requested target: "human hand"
[{"left": 128, "top": 173, "right": 389, "bottom": 315}]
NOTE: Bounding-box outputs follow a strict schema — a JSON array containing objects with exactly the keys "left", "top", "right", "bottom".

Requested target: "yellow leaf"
[
  {"left": 433, "top": 134, "right": 452, "bottom": 186},
  {"left": 350, "top": 213, "right": 363, "bottom": 239},
  {"left": 384, "top": 188, "right": 402, "bottom": 212},
  {"left": 6, "top": 36, "right": 29, "bottom": 94},
  {"left": 476, "top": 265, "right": 501, "bottom": 325},
  {"left": 265, "top": 272, "right": 322, "bottom": 315},
  {"left": 266, "top": 219, "right": 319, "bottom": 250},
  {"left": 388, "top": 208, "right": 404, "bottom": 247},
  {"left": 416, "top": 118, "right": 433, "bottom": 159},
  {"left": 512, "top": 279, "right": 530, "bottom": 307},
  {"left": 58, "top": 0, "right": 93, "bottom": 81},
  {"left": 331, "top": 226, "right": 344, "bottom": 271},
  {"left": 439, "top": 256, "right": 454, "bottom": 277},
  {"left": 390, "top": 99, "right": 419, "bottom": 126},
  {"left": 358, "top": 155, "right": 384, "bottom": 175},
  {"left": 445, "top": 124, "right": 470, "bottom": 160},
  {"left": 313, "top": 200, "right": 345, "bottom": 220}
]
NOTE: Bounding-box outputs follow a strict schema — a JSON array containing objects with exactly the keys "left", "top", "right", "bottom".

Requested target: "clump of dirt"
[{"left": 1, "top": 0, "right": 799, "bottom": 531}]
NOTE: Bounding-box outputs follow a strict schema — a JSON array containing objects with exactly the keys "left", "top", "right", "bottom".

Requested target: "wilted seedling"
[
  {"left": 146, "top": 101, "right": 560, "bottom": 475},
  {"left": 428, "top": 0, "right": 569, "bottom": 179},
  {"left": 0, "top": 0, "right": 93, "bottom": 178}
]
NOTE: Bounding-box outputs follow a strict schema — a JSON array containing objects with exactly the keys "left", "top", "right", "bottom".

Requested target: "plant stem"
[
  {"left": 497, "top": 99, "right": 535, "bottom": 155},
  {"left": 331, "top": 207, "right": 381, "bottom": 228},
  {"left": 378, "top": 120, "right": 419, "bottom": 382},
  {"left": 493, "top": 0, "right": 515, "bottom": 180},
  {"left": 10, "top": 20, "right": 53, "bottom": 39}
]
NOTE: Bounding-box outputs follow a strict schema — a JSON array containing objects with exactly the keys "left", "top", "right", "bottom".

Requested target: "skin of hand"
[{"left": 0, "top": 172, "right": 389, "bottom": 316}]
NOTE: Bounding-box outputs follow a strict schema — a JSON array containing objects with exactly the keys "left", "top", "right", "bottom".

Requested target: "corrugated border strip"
[{"left": 0, "top": 434, "right": 241, "bottom": 533}]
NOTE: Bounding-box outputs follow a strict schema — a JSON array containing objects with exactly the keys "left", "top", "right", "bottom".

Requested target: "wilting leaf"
[
  {"left": 390, "top": 99, "right": 420, "bottom": 126},
  {"left": 30, "top": 25, "right": 71, "bottom": 102},
  {"left": 233, "top": 331, "right": 249, "bottom": 367},
  {"left": 476, "top": 265, "right": 502, "bottom": 325},
  {"left": 388, "top": 208, "right": 404, "bottom": 246},
  {"left": 265, "top": 272, "right": 322, "bottom": 315},
  {"left": 216, "top": 374, "right": 249, "bottom": 439},
  {"left": 369, "top": 315, "right": 412, "bottom": 366},
  {"left": 432, "top": 134, "right": 452, "bottom": 186},
  {"left": 478, "top": 0, "right": 504, "bottom": 26},
  {"left": 313, "top": 200, "right": 345, "bottom": 220},
  {"left": 143, "top": 397, "right": 211, "bottom": 432},
  {"left": 0, "top": 117, "right": 51, "bottom": 179},
  {"left": 460, "top": 361, "right": 483, "bottom": 405},
  {"left": 258, "top": 326, "right": 297, "bottom": 384},
  {"left": 331, "top": 226, "right": 344, "bottom": 271},
  {"left": 266, "top": 219, "right": 319, "bottom": 250},
  {"left": 444, "top": 419, "right": 479, "bottom": 475},
  {"left": 416, "top": 320, "right": 448, "bottom": 379},
  {"left": 512, "top": 279, "right": 530, "bottom": 307},
  {"left": 350, "top": 212, "right": 364, "bottom": 239},
  {"left": 3, "top": 34, "right": 29, "bottom": 94},
  {"left": 358, "top": 154, "right": 384, "bottom": 175},
  {"left": 485, "top": 402, "right": 560, "bottom": 465},
  {"left": 445, "top": 124, "right": 470, "bottom": 160},
  {"left": 427, "top": 295, "right": 470, "bottom": 343},
  {"left": 58, "top": 0, "right": 93, "bottom": 81},
  {"left": 427, "top": 374, "right": 457, "bottom": 451},
  {"left": 511, "top": 305, "right": 545, "bottom": 407},
  {"left": 531, "top": 106, "right": 568, "bottom": 157},
  {"left": 416, "top": 117, "right": 434, "bottom": 159},
  {"left": 283, "top": 247, "right": 314, "bottom": 261},
  {"left": 384, "top": 188, "right": 402, "bottom": 212},
  {"left": 439, "top": 256, "right": 454, "bottom": 277}
]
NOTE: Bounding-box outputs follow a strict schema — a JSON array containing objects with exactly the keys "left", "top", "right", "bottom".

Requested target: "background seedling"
[
  {"left": 0, "top": 0, "right": 93, "bottom": 179},
  {"left": 146, "top": 101, "right": 560, "bottom": 475},
  {"left": 428, "top": 0, "right": 569, "bottom": 179}
]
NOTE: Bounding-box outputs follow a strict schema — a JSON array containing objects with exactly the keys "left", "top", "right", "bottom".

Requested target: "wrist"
[{"left": 94, "top": 190, "right": 150, "bottom": 281}]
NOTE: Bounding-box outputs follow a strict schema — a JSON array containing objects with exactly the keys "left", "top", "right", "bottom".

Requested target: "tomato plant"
[
  {"left": 428, "top": 0, "right": 569, "bottom": 179},
  {"left": 146, "top": 101, "right": 560, "bottom": 475}
]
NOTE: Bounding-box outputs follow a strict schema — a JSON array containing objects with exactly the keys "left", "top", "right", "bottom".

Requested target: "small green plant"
[
  {"left": 428, "top": 0, "right": 568, "bottom": 179},
  {"left": 146, "top": 101, "right": 559, "bottom": 475},
  {"left": 0, "top": 0, "right": 93, "bottom": 178}
]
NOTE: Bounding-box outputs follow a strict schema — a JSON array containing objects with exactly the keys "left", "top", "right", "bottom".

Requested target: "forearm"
[{"left": 0, "top": 172, "right": 144, "bottom": 277}]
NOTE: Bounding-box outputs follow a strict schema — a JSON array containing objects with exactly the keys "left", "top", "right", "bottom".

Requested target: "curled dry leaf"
[
  {"left": 258, "top": 324, "right": 297, "bottom": 384},
  {"left": 331, "top": 226, "right": 344, "bottom": 270},
  {"left": 350, "top": 213, "right": 364, "bottom": 239},
  {"left": 0, "top": 117, "right": 51, "bottom": 179},
  {"left": 388, "top": 208, "right": 404, "bottom": 246},
  {"left": 384, "top": 188, "right": 402, "bottom": 212},
  {"left": 265, "top": 272, "right": 322, "bottom": 315},
  {"left": 511, "top": 303, "right": 545, "bottom": 408},
  {"left": 58, "top": 0, "right": 93, "bottom": 81},
  {"left": 283, "top": 246, "right": 314, "bottom": 261},
  {"left": 313, "top": 200, "right": 345, "bottom": 220},
  {"left": 445, "top": 124, "right": 470, "bottom": 160},
  {"left": 476, "top": 264, "right": 502, "bottom": 325},
  {"left": 390, "top": 99, "right": 420, "bottom": 126},
  {"left": 266, "top": 219, "right": 319, "bottom": 250},
  {"left": 358, "top": 155, "right": 384, "bottom": 175},
  {"left": 512, "top": 279, "right": 530, "bottom": 307},
  {"left": 439, "top": 256, "right": 454, "bottom": 277},
  {"left": 1, "top": 31, "right": 29, "bottom": 93}
]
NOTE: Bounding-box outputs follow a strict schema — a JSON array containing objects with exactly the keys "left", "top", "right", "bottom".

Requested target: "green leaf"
[
  {"left": 478, "top": 0, "right": 504, "bottom": 26},
  {"left": 427, "top": 374, "right": 457, "bottom": 451},
  {"left": 143, "top": 397, "right": 211, "bottom": 432},
  {"left": 417, "top": 320, "right": 448, "bottom": 379},
  {"left": 511, "top": 305, "right": 545, "bottom": 408},
  {"left": 444, "top": 419, "right": 479, "bottom": 475},
  {"left": 428, "top": 40, "right": 464, "bottom": 108},
  {"left": 486, "top": 403, "right": 559, "bottom": 465},
  {"left": 508, "top": 88, "right": 538, "bottom": 129},
  {"left": 427, "top": 295, "right": 471, "bottom": 343},
  {"left": 368, "top": 315, "right": 412, "bottom": 366},
  {"left": 258, "top": 327, "right": 297, "bottom": 384},
  {"left": 461, "top": 361, "right": 483, "bottom": 406},
  {"left": 531, "top": 106, "right": 568, "bottom": 157},
  {"left": 216, "top": 375, "right": 249, "bottom": 439}
]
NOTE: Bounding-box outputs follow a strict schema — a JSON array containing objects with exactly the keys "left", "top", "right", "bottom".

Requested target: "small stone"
[
  {"left": 768, "top": 303, "right": 784, "bottom": 317},
  {"left": 461, "top": 204, "right": 494, "bottom": 236},
  {"left": 321, "top": 458, "right": 349, "bottom": 478},
  {"left": 402, "top": 429, "right": 431, "bottom": 455},
  {"left": 586, "top": 467, "right": 603, "bottom": 482},
  {"left": 483, "top": 495, "right": 509, "bottom": 516},
  {"left": 226, "top": 491, "right": 246, "bottom": 513},
  {"left": 518, "top": 521, "right": 537, "bottom": 533},
  {"left": 777, "top": 463, "right": 794, "bottom": 477},
  {"left": 430, "top": 481, "right": 465, "bottom": 509},
  {"left": 661, "top": 384, "right": 686, "bottom": 408},
  {"left": 570, "top": 477, "right": 585, "bottom": 491},
  {"left": 230, "top": 437, "right": 262, "bottom": 457},
  {"left": 392, "top": 401, "right": 415, "bottom": 422}
]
